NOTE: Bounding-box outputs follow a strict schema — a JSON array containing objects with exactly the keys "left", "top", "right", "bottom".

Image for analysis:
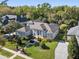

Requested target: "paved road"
[
  {"left": 0, "top": 55, "right": 7, "bottom": 59},
  {"left": 55, "top": 42, "right": 69, "bottom": 59}
]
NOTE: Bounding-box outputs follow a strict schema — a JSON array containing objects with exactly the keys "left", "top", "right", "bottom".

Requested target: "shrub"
[
  {"left": 68, "top": 36, "right": 79, "bottom": 59},
  {"left": 40, "top": 39, "right": 49, "bottom": 49},
  {"left": 41, "top": 43, "right": 50, "bottom": 49}
]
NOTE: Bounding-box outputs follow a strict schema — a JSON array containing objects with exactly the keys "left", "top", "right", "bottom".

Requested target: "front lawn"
[
  {"left": 25, "top": 41, "right": 58, "bottom": 59},
  {"left": 0, "top": 34, "right": 16, "bottom": 50},
  {"left": 4, "top": 40, "right": 16, "bottom": 50},
  {"left": 0, "top": 34, "right": 58, "bottom": 59},
  {"left": 0, "top": 48, "right": 13, "bottom": 57},
  {"left": 13, "top": 56, "right": 25, "bottom": 59}
]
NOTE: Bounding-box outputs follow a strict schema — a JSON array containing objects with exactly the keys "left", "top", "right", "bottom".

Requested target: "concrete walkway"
[
  {"left": 55, "top": 42, "right": 69, "bottom": 59},
  {"left": 0, "top": 55, "right": 8, "bottom": 59},
  {"left": 0, "top": 46, "right": 32, "bottom": 59},
  {"left": 9, "top": 51, "right": 20, "bottom": 59}
]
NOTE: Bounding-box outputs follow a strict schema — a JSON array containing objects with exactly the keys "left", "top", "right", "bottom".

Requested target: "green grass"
[
  {"left": 25, "top": 41, "right": 58, "bottom": 59},
  {"left": 0, "top": 48, "right": 13, "bottom": 57},
  {"left": 0, "top": 34, "right": 58, "bottom": 59},
  {"left": 0, "top": 34, "right": 16, "bottom": 50},
  {"left": 13, "top": 56, "right": 25, "bottom": 59},
  {"left": 4, "top": 40, "right": 16, "bottom": 50}
]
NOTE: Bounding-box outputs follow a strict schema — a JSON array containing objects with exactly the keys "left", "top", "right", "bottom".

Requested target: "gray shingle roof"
[
  {"left": 2, "top": 15, "right": 17, "bottom": 19},
  {"left": 67, "top": 26, "right": 79, "bottom": 36},
  {"left": 27, "top": 21, "right": 43, "bottom": 30},
  {"left": 17, "top": 21, "right": 59, "bottom": 33},
  {"left": 49, "top": 23, "right": 59, "bottom": 32},
  {"left": 67, "top": 26, "right": 79, "bottom": 45},
  {"left": 17, "top": 26, "right": 30, "bottom": 32}
]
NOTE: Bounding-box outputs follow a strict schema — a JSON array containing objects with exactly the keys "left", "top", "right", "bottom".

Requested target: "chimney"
[
  {"left": 24, "top": 23, "right": 30, "bottom": 32},
  {"left": 24, "top": 23, "right": 27, "bottom": 32}
]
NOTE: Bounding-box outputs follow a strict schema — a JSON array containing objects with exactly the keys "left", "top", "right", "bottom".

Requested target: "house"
[
  {"left": 2, "top": 15, "right": 16, "bottom": 25},
  {"left": 16, "top": 21, "right": 59, "bottom": 40},
  {"left": 2, "top": 15, "right": 27, "bottom": 25},
  {"left": 67, "top": 24, "right": 79, "bottom": 45}
]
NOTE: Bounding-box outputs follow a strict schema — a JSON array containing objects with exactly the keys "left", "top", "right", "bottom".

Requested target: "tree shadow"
[{"left": 21, "top": 51, "right": 31, "bottom": 56}]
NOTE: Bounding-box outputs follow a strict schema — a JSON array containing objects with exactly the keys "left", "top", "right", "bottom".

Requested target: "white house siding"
[
  {"left": 46, "top": 33, "right": 53, "bottom": 39},
  {"left": 53, "top": 30, "right": 59, "bottom": 39},
  {"left": 42, "top": 31, "right": 46, "bottom": 37},
  {"left": 32, "top": 30, "right": 38, "bottom": 37},
  {"left": 32, "top": 30, "right": 44, "bottom": 38},
  {"left": 17, "top": 28, "right": 59, "bottom": 40},
  {"left": 41, "top": 31, "right": 44, "bottom": 37},
  {"left": 17, "top": 31, "right": 31, "bottom": 37},
  {"left": 46, "top": 30, "right": 59, "bottom": 39},
  {"left": 38, "top": 30, "right": 47, "bottom": 39},
  {"left": 51, "top": 33, "right": 54, "bottom": 39},
  {"left": 32, "top": 30, "right": 59, "bottom": 39},
  {"left": 32, "top": 30, "right": 36, "bottom": 35},
  {"left": 76, "top": 36, "right": 79, "bottom": 46}
]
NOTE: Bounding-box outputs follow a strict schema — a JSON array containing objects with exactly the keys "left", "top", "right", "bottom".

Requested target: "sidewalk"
[
  {"left": 0, "top": 46, "right": 32, "bottom": 59},
  {"left": 0, "top": 55, "right": 8, "bottom": 59}
]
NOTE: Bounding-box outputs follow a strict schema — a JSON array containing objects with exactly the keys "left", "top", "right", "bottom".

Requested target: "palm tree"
[{"left": 60, "top": 24, "right": 68, "bottom": 41}]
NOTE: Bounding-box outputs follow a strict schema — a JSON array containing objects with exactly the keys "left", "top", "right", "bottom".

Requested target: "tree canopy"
[{"left": 0, "top": 3, "right": 78, "bottom": 27}]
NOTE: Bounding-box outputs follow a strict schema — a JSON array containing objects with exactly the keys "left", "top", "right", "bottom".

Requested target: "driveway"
[
  {"left": 55, "top": 42, "right": 69, "bottom": 59},
  {"left": 0, "top": 55, "right": 7, "bottom": 59}
]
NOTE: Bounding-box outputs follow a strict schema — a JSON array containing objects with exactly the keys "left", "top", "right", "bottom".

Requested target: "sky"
[{"left": 0, "top": 0, "right": 79, "bottom": 7}]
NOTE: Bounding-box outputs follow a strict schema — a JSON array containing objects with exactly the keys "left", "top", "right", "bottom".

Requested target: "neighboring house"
[
  {"left": 2, "top": 15, "right": 16, "bottom": 25},
  {"left": 2, "top": 15, "right": 27, "bottom": 25},
  {"left": 16, "top": 21, "right": 59, "bottom": 40},
  {"left": 67, "top": 25, "right": 79, "bottom": 45}
]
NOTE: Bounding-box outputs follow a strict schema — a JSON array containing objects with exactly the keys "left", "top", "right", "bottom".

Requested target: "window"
[
  {"left": 39, "top": 30, "right": 41, "bottom": 35},
  {"left": 37, "top": 30, "right": 39, "bottom": 35},
  {"left": 33, "top": 32, "right": 35, "bottom": 35}
]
